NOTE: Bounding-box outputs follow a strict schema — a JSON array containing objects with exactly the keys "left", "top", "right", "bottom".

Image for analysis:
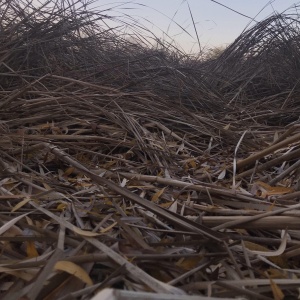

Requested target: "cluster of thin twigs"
[{"left": 1, "top": 1, "right": 300, "bottom": 299}]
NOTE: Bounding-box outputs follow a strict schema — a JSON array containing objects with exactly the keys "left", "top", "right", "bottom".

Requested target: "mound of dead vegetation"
[
  {"left": 207, "top": 11, "right": 300, "bottom": 126},
  {"left": 1, "top": 1, "right": 300, "bottom": 299}
]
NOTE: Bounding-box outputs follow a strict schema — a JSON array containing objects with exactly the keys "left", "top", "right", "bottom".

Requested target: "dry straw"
[{"left": 1, "top": 0, "right": 300, "bottom": 299}]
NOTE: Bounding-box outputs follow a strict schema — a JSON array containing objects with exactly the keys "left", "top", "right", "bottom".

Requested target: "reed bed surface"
[{"left": 0, "top": 1, "right": 300, "bottom": 299}]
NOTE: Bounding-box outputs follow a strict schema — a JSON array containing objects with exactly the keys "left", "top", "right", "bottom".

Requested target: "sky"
[{"left": 94, "top": 0, "right": 300, "bottom": 53}]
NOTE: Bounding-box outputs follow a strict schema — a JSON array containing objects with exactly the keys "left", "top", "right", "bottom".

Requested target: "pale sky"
[{"left": 94, "top": 0, "right": 300, "bottom": 53}]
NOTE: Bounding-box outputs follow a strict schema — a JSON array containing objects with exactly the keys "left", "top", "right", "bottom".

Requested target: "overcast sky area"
[{"left": 94, "top": 0, "right": 300, "bottom": 53}]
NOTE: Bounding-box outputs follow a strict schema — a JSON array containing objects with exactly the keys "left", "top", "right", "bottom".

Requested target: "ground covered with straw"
[{"left": 1, "top": 1, "right": 300, "bottom": 299}]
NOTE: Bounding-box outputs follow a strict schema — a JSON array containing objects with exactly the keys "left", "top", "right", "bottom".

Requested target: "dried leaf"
[
  {"left": 267, "top": 269, "right": 288, "bottom": 279},
  {"left": 176, "top": 257, "right": 201, "bottom": 270},
  {"left": 11, "top": 197, "right": 31, "bottom": 212},
  {"left": 252, "top": 181, "right": 294, "bottom": 198},
  {"left": 63, "top": 167, "right": 75, "bottom": 176},
  {"left": 270, "top": 278, "right": 284, "bottom": 300},
  {"left": 26, "top": 241, "right": 39, "bottom": 258},
  {"left": 54, "top": 261, "right": 93, "bottom": 286},
  {"left": 151, "top": 187, "right": 166, "bottom": 202},
  {"left": 57, "top": 203, "right": 67, "bottom": 211}
]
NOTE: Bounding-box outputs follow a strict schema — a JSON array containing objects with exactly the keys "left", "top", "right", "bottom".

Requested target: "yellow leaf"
[
  {"left": 176, "top": 257, "right": 201, "bottom": 270},
  {"left": 254, "top": 181, "right": 294, "bottom": 197},
  {"left": 267, "top": 269, "right": 287, "bottom": 279},
  {"left": 159, "top": 202, "right": 172, "bottom": 208},
  {"left": 151, "top": 187, "right": 166, "bottom": 202},
  {"left": 269, "top": 278, "right": 284, "bottom": 300},
  {"left": 184, "top": 160, "right": 198, "bottom": 171},
  {"left": 11, "top": 197, "right": 31, "bottom": 212},
  {"left": 38, "top": 123, "right": 51, "bottom": 130},
  {"left": 54, "top": 261, "right": 93, "bottom": 286},
  {"left": 188, "top": 159, "right": 197, "bottom": 169},
  {"left": 64, "top": 167, "right": 75, "bottom": 176},
  {"left": 26, "top": 241, "right": 39, "bottom": 258},
  {"left": 57, "top": 203, "right": 67, "bottom": 211}
]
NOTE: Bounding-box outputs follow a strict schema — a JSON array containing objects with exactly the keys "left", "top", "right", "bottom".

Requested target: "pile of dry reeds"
[
  {"left": 206, "top": 10, "right": 300, "bottom": 126},
  {"left": 1, "top": 1, "right": 300, "bottom": 299}
]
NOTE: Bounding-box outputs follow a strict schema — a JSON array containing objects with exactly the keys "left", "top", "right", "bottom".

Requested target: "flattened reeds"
[{"left": 1, "top": 1, "right": 300, "bottom": 299}]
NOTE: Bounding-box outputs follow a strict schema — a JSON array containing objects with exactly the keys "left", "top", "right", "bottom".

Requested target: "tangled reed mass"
[{"left": 1, "top": 1, "right": 300, "bottom": 299}]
